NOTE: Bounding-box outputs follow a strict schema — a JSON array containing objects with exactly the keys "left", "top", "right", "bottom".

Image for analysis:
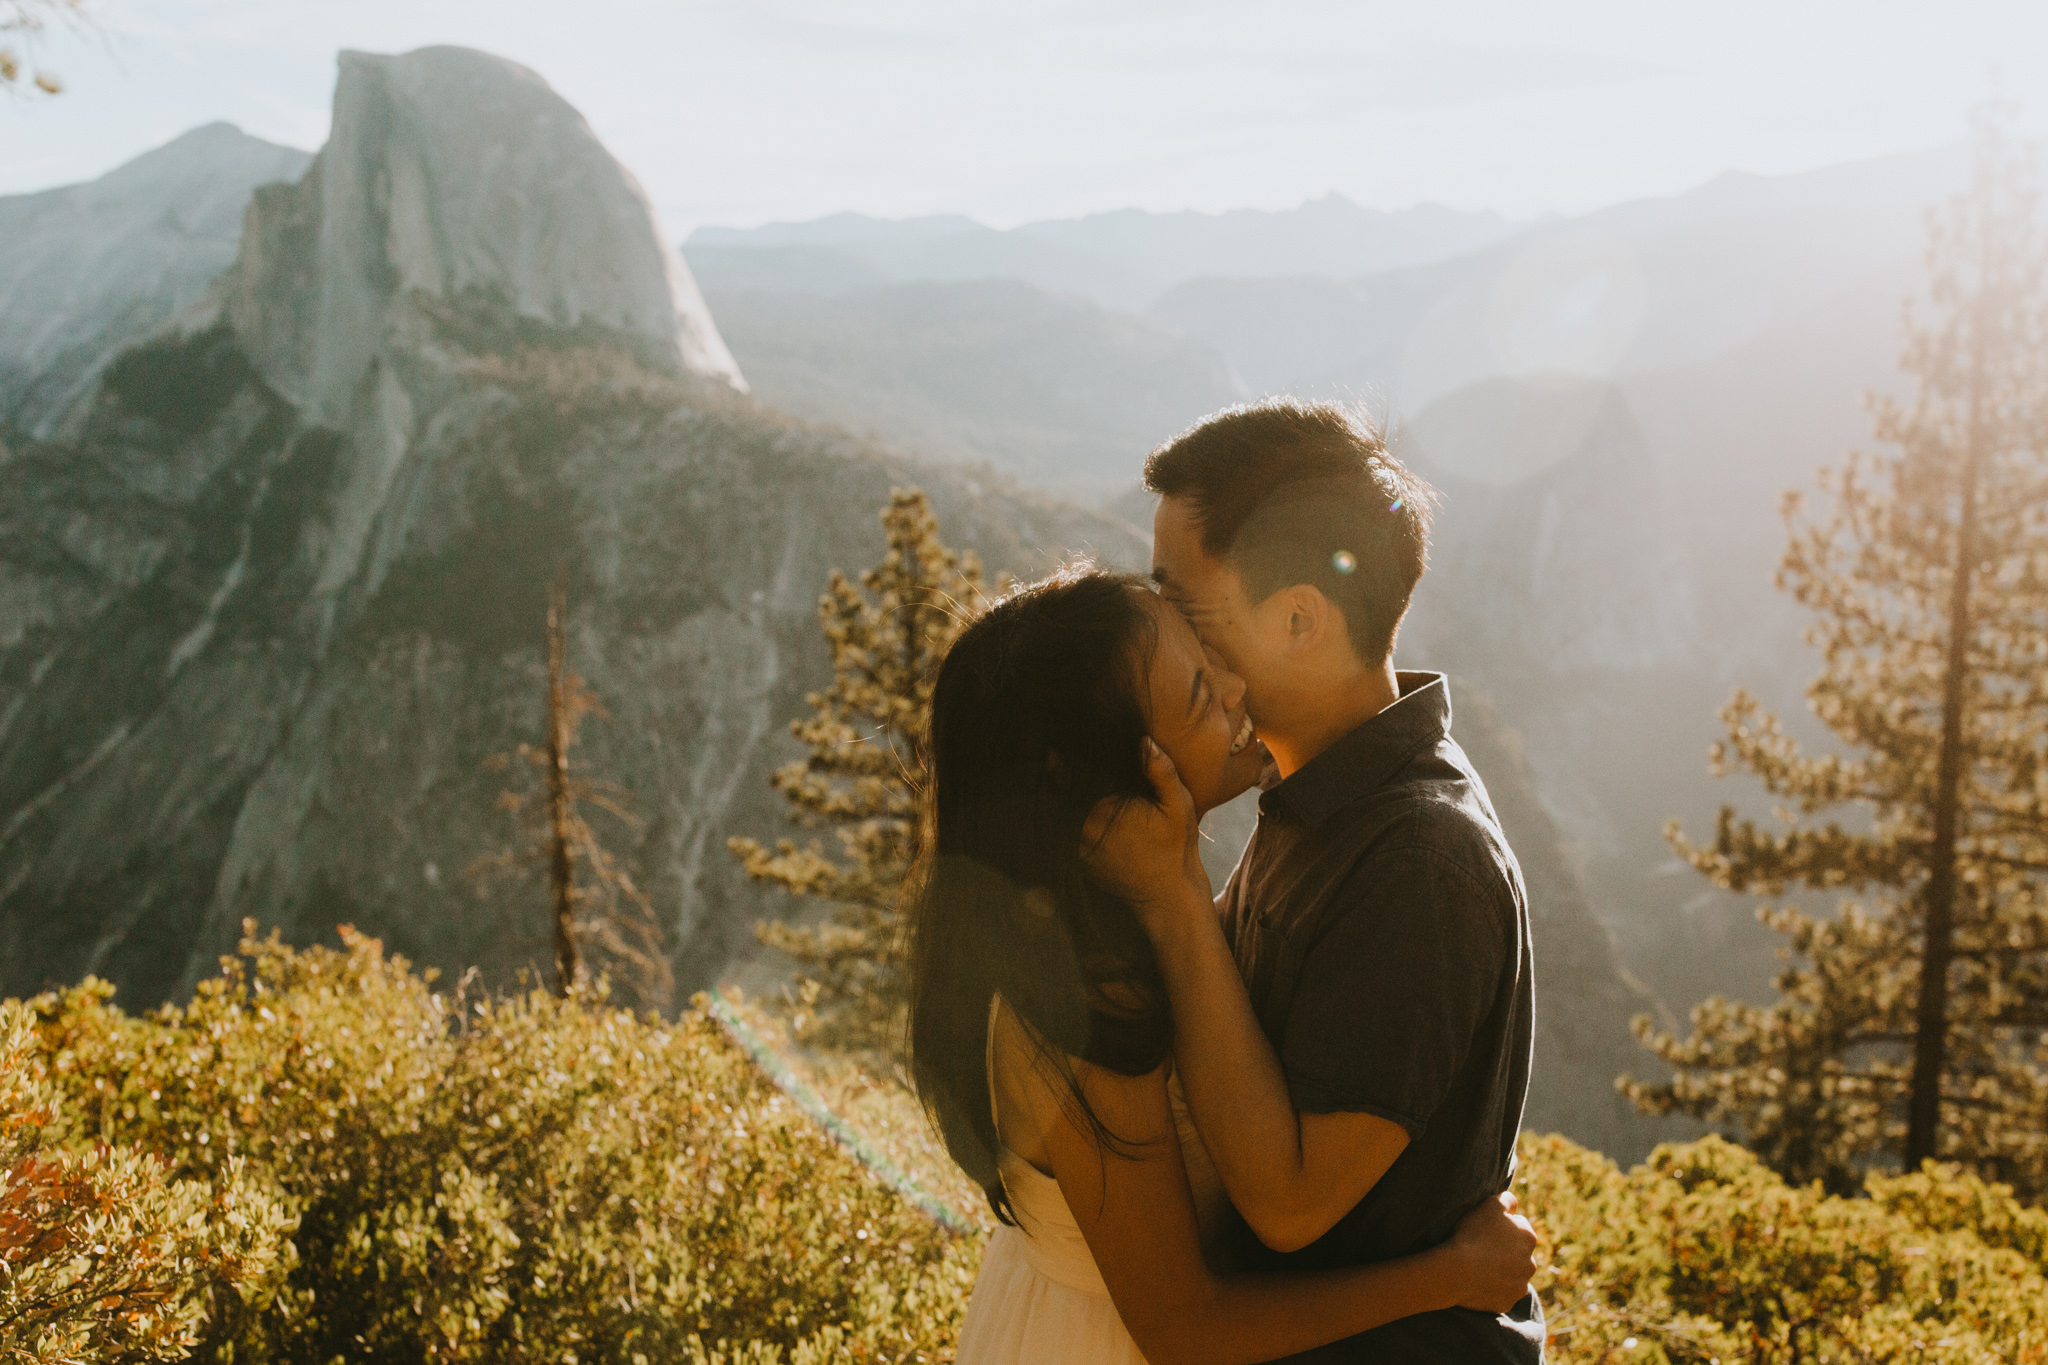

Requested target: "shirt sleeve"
[{"left": 1279, "top": 844, "right": 1508, "bottom": 1138}]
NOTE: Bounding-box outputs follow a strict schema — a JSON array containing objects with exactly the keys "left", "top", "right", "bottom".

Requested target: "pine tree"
[
  {"left": 471, "top": 573, "right": 673, "bottom": 1012},
  {"left": 1626, "top": 110, "right": 2048, "bottom": 1198},
  {"left": 729, "top": 488, "right": 998, "bottom": 1054}
]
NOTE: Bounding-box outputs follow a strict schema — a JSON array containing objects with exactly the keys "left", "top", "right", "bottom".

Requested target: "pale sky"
[{"left": 3, "top": 0, "right": 2044, "bottom": 234}]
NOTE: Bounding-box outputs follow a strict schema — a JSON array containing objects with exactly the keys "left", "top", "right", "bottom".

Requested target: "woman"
[{"left": 907, "top": 566, "right": 1536, "bottom": 1365}]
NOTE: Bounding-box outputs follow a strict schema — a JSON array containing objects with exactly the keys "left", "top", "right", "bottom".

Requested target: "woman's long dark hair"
[{"left": 907, "top": 564, "right": 1173, "bottom": 1225}]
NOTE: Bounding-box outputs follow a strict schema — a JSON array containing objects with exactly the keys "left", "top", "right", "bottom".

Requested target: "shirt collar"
[{"left": 1259, "top": 672, "right": 1452, "bottom": 827}]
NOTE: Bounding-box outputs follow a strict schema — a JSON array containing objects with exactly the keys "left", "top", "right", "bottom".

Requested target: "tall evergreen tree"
[
  {"left": 729, "top": 488, "right": 998, "bottom": 1054},
  {"left": 1626, "top": 110, "right": 2048, "bottom": 1197}
]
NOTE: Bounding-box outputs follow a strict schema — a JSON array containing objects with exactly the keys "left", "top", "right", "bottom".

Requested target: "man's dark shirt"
[{"left": 1219, "top": 672, "right": 1541, "bottom": 1362}]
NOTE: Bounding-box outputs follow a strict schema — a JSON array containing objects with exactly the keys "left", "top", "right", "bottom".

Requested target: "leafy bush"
[
  {"left": 0, "top": 1001, "right": 286, "bottom": 1364},
  {"left": 20, "top": 927, "right": 975, "bottom": 1364},
  {"left": 1518, "top": 1132, "right": 2048, "bottom": 1363},
  {"left": 10, "top": 927, "right": 2048, "bottom": 1364}
]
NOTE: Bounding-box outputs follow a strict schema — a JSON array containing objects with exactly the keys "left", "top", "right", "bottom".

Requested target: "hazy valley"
[{"left": 688, "top": 146, "right": 1966, "bottom": 1046}]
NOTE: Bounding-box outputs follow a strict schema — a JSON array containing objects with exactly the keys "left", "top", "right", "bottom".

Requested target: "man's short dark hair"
[{"left": 1143, "top": 398, "right": 1436, "bottom": 666}]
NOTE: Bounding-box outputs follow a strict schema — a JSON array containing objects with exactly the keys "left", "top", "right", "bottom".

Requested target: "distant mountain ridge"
[
  {"left": 1153, "top": 145, "right": 1964, "bottom": 408},
  {"left": 0, "top": 122, "right": 312, "bottom": 437},
  {"left": 693, "top": 211, "right": 988, "bottom": 247},
  {"left": 701, "top": 278, "right": 1247, "bottom": 502},
  {"left": 685, "top": 194, "right": 1525, "bottom": 312}
]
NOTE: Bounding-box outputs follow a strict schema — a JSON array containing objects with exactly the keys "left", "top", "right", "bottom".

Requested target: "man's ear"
[{"left": 1282, "top": 585, "right": 1326, "bottom": 647}]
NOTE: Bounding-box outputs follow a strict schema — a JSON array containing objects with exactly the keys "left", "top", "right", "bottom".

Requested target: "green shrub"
[
  {"left": 12, "top": 926, "right": 2048, "bottom": 1364},
  {"left": 1517, "top": 1131, "right": 2048, "bottom": 1363},
  {"left": 0, "top": 1000, "right": 286, "bottom": 1364},
  {"left": 23, "top": 928, "right": 975, "bottom": 1364}
]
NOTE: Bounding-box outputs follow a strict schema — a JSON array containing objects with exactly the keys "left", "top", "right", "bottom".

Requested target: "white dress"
[{"left": 956, "top": 1000, "right": 1228, "bottom": 1365}]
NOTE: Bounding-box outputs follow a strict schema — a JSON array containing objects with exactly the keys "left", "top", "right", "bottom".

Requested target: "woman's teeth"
[{"left": 1229, "top": 715, "right": 1256, "bottom": 756}]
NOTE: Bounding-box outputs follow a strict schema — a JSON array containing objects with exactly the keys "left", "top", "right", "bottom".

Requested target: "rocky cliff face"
[
  {"left": 0, "top": 47, "right": 1139, "bottom": 1008},
  {"left": 224, "top": 46, "right": 744, "bottom": 429},
  {"left": 0, "top": 123, "right": 311, "bottom": 437}
]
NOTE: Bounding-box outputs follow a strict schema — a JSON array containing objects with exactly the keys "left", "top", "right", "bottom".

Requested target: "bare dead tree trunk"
[{"left": 545, "top": 570, "right": 579, "bottom": 997}]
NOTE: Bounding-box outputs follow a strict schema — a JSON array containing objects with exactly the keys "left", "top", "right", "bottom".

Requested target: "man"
[{"left": 1111, "top": 398, "right": 1541, "bottom": 1361}]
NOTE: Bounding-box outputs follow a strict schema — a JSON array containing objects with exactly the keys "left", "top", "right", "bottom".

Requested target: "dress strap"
[{"left": 985, "top": 993, "right": 1004, "bottom": 1129}]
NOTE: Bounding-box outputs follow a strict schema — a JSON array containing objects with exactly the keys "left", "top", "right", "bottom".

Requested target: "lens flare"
[{"left": 1332, "top": 550, "right": 1357, "bottom": 574}]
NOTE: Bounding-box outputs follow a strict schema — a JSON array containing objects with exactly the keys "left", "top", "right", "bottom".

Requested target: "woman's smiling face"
[{"left": 1136, "top": 591, "right": 1268, "bottom": 815}]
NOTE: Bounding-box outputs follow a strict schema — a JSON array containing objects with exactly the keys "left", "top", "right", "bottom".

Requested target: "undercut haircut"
[{"left": 1143, "top": 398, "right": 1436, "bottom": 666}]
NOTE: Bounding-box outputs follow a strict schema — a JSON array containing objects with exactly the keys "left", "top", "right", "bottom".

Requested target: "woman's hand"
[
  {"left": 1081, "top": 739, "right": 1209, "bottom": 935},
  {"left": 1447, "top": 1191, "right": 1539, "bottom": 1314}
]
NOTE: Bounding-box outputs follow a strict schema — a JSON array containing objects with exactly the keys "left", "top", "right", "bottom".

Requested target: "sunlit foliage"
[
  {"left": 15, "top": 928, "right": 974, "bottom": 1363},
  {"left": 10, "top": 929, "right": 2048, "bottom": 1361},
  {"left": 0, "top": 1002, "right": 286, "bottom": 1364},
  {"left": 730, "top": 488, "right": 1001, "bottom": 1055},
  {"left": 1628, "top": 109, "right": 2048, "bottom": 1197},
  {"left": 1520, "top": 1133, "right": 2048, "bottom": 1364}
]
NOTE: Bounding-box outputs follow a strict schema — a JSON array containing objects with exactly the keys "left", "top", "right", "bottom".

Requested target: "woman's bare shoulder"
[
  {"left": 989, "top": 998, "right": 1062, "bottom": 1172},
  {"left": 991, "top": 998, "right": 1171, "bottom": 1174}
]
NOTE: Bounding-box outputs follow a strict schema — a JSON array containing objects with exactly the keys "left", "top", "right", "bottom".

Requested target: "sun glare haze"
[{"left": 6, "top": 0, "right": 2044, "bottom": 230}]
